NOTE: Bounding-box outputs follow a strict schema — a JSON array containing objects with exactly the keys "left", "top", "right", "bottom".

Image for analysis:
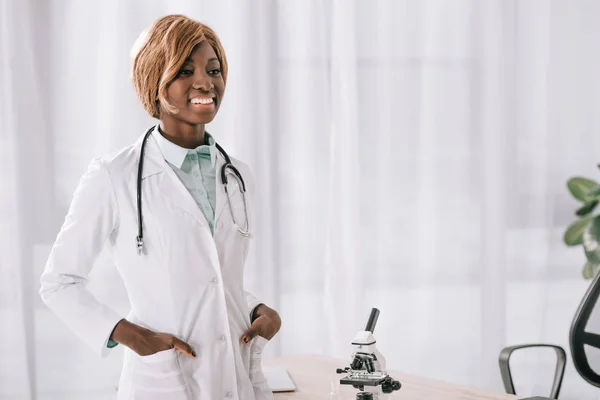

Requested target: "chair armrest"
[{"left": 499, "top": 343, "right": 566, "bottom": 399}]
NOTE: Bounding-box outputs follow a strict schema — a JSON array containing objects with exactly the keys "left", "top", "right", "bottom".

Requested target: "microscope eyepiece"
[{"left": 364, "top": 308, "right": 380, "bottom": 333}]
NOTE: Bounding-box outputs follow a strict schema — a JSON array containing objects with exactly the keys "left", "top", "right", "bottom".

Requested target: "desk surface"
[{"left": 264, "top": 355, "right": 520, "bottom": 400}]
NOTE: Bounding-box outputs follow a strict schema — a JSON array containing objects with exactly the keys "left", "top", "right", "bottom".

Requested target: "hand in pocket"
[{"left": 111, "top": 319, "right": 196, "bottom": 358}]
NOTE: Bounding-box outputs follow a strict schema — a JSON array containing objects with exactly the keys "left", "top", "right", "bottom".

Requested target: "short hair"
[{"left": 131, "top": 15, "right": 228, "bottom": 119}]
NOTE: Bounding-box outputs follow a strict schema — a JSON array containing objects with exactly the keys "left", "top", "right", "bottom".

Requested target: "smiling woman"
[
  {"left": 131, "top": 15, "right": 228, "bottom": 119},
  {"left": 164, "top": 42, "right": 224, "bottom": 121},
  {"left": 131, "top": 15, "right": 227, "bottom": 149},
  {"left": 38, "top": 14, "right": 280, "bottom": 400},
  {"left": 156, "top": 40, "right": 225, "bottom": 148}
]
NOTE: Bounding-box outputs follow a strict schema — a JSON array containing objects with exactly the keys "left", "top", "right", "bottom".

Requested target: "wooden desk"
[{"left": 264, "top": 355, "right": 520, "bottom": 400}]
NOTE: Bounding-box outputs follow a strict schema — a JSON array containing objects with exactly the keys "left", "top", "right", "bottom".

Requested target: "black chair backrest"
[{"left": 570, "top": 269, "right": 600, "bottom": 388}]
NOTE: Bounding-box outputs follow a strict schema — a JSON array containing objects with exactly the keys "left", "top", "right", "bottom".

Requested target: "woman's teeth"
[{"left": 190, "top": 98, "right": 214, "bottom": 105}]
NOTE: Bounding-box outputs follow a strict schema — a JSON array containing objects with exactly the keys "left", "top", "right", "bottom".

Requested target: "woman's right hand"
[{"left": 110, "top": 319, "right": 196, "bottom": 359}]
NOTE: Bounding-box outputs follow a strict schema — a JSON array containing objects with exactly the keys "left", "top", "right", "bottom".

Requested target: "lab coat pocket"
[
  {"left": 249, "top": 336, "right": 274, "bottom": 399},
  {"left": 138, "top": 348, "right": 179, "bottom": 363},
  {"left": 131, "top": 349, "right": 189, "bottom": 399}
]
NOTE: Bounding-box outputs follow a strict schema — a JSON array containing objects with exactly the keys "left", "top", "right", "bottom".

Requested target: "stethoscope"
[{"left": 136, "top": 126, "right": 251, "bottom": 254}]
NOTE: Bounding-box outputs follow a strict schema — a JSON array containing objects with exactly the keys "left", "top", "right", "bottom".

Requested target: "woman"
[{"left": 39, "top": 14, "right": 281, "bottom": 399}]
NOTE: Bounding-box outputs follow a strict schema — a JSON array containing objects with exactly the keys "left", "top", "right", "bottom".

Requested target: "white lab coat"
[{"left": 39, "top": 130, "right": 273, "bottom": 400}]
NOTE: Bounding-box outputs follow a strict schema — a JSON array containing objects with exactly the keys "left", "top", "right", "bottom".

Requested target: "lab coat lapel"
[
  {"left": 139, "top": 132, "right": 206, "bottom": 226},
  {"left": 160, "top": 167, "right": 207, "bottom": 226}
]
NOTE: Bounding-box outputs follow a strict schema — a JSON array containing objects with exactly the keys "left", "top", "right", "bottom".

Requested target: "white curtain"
[{"left": 3, "top": 0, "right": 600, "bottom": 398}]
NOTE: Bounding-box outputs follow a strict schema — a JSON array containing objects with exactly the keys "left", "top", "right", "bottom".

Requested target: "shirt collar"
[{"left": 152, "top": 124, "right": 217, "bottom": 169}]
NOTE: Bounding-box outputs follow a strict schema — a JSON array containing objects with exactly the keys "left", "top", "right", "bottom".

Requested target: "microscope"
[{"left": 336, "top": 308, "right": 402, "bottom": 400}]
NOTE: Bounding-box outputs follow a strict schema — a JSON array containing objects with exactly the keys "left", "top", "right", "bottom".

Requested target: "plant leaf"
[
  {"left": 568, "top": 178, "right": 600, "bottom": 202},
  {"left": 564, "top": 216, "right": 593, "bottom": 246},
  {"left": 583, "top": 261, "right": 600, "bottom": 280},
  {"left": 584, "top": 217, "right": 600, "bottom": 264},
  {"left": 576, "top": 200, "right": 599, "bottom": 217},
  {"left": 588, "top": 185, "right": 600, "bottom": 199}
]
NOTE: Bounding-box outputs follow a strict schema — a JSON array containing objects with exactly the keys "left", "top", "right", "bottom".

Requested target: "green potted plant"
[{"left": 564, "top": 173, "right": 600, "bottom": 279}]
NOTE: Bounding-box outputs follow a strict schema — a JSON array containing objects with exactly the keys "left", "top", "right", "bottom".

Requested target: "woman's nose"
[{"left": 193, "top": 73, "right": 213, "bottom": 91}]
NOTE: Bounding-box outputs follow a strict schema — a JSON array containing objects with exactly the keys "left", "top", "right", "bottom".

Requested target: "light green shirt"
[
  {"left": 152, "top": 128, "right": 217, "bottom": 233},
  {"left": 107, "top": 127, "right": 217, "bottom": 349}
]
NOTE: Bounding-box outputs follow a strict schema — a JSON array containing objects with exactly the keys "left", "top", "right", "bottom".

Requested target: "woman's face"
[{"left": 162, "top": 41, "right": 225, "bottom": 125}]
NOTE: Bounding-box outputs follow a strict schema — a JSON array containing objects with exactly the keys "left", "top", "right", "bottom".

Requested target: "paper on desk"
[{"left": 263, "top": 366, "right": 297, "bottom": 392}]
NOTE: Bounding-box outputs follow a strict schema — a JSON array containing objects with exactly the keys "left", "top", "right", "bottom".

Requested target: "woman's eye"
[
  {"left": 178, "top": 69, "right": 193, "bottom": 77},
  {"left": 209, "top": 68, "right": 221, "bottom": 76}
]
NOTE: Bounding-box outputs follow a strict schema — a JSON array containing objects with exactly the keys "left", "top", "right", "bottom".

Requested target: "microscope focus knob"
[
  {"left": 382, "top": 381, "right": 393, "bottom": 393},
  {"left": 382, "top": 377, "right": 402, "bottom": 393}
]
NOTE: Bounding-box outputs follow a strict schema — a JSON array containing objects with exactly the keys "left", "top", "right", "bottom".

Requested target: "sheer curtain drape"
[{"left": 3, "top": 0, "right": 600, "bottom": 399}]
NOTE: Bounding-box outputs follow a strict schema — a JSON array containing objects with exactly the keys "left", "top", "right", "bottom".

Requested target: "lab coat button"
[
  {"left": 225, "top": 391, "right": 233, "bottom": 398},
  {"left": 211, "top": 277, "right": 218, "bottom": 284},
  {"left": 219, "top": 335, "right": 226, "bottom": 341}
]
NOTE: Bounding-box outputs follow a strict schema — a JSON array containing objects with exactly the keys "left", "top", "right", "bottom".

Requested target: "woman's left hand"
[{"left": 241, "top": 304, "right": 281, "bottom": 343}]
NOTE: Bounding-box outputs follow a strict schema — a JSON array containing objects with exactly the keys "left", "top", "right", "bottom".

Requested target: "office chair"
[{"left": 499, "top": 269, "right": 600, "bottom": 399}]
